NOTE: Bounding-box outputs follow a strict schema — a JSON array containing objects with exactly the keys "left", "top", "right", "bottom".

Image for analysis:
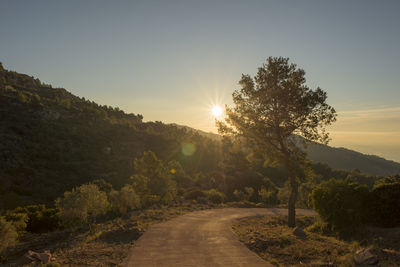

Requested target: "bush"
[
  {"left": 9, "top": 205, "right": 60, "bottom": 233},
  {"left": 371, "top": 182, "right": 400, "bottom": 227},
  {"left": 0, "top": 217, "right": 18, "bottom": 253},
  {"left": 258, "top": 187, "right": 278, "bottom": 205},
  {"left": 183, "top": 188, "right": 206, "bottom": 200},
  {"left": 55, "top": 184, "right": 109, "bottom": 227},
  {"left": 109, "top": 185, "right": 141, "bottom": 215},
  {"left": 311, "top": 179, "right": 370, "bottom": 231},
  {"left": 203, "top": 189, "right": 225, "bottom": 204},
  {"left": 5, "top": 212, "right": 28, "bottom": 237}
]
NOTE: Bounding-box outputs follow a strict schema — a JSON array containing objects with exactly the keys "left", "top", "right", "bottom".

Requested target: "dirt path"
[{"left": 123, "top": 208, "right": 316, "bottom": 267}]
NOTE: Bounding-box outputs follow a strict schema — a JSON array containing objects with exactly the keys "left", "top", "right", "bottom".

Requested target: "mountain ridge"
[{"left": 171, "top": 123, "right": 400, "bottom": 176}]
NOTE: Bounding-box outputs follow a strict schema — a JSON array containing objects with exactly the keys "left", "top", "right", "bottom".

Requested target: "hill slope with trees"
[{"left": 0, "top": 62, "right": 398, "bottom": 212}]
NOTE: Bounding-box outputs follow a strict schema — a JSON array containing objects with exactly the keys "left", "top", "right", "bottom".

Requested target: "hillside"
[
  {"left": 0, "top": 62, "right": 221, "bottom": 209},
  {"left": 0, "top": 62, "right": 398, "bottom": 210},
  {"left": 174, "top": 126, "right": 400, "bottom": 177},
  {"left": 307, "top": 143, "right": 400, "bottom": 176}
]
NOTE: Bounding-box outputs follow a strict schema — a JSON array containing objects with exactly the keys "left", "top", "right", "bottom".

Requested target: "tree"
[
  {"left": 109, "top": 185, "right": 141, "bottom": 215},
  {"left": 217, "top": 57, "right": 336, "bottom": 227},
  {"left": 131, "top": 151, "right": 177, "bottom": 205},
  {"left": 55, "top": 184, "right": 109, "bottom": 227}
]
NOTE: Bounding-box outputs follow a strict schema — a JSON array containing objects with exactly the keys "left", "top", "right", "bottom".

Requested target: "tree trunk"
[{"left": 287, "top": 166, "right": 298, "bottom": 228}]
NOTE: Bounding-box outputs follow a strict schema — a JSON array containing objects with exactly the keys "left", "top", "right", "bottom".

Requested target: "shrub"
[
  {"left": 5, "top": 212, "right": 28, "bottom": 237},
  {"left": 55, "top": 184, "right": 109, "bottom": 227},
  {"left": 203, "top": 189, "right": 225, "bottom": 204},
  {"left": 9, "top": 205, "right": 60, "bottom": 233},
  {"left": 0, "top": 217, "right": 18, "bottom": 253},
  {"left": 258, "top": 187, "right": 278, "bottom": 205},
  {"left": 371, "top": 182, "right": 400, "bottom": 227},
  {"left": 311, "top": 179, "right": 370, "bottom": 231},
  {"left": 183, "top": 188, "right": 206, "bottom": 200},
  {"left": 131, "top": 151, "right": 177, "bottom": 205},
  {"left": 233, "top": 190, "right": 245, "bottom": 201},
  {"left": 297, "top": 182, "right": 315, "bottom": 208},
  {"left": 109, "top": 185, "right": 141, "bottom": 215}
]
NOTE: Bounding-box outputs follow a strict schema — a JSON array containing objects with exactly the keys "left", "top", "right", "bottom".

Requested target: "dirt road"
[{"left": 123, "top": 208, "right": 315, "bottom": 267}]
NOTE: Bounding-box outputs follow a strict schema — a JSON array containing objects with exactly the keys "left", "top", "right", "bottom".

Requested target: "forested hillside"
[
  {"left": 0, "top": 63, "right": 397, "bottom": 211},
  {"left": 0, "top": 62, "right": 221, "bottom": 209}
]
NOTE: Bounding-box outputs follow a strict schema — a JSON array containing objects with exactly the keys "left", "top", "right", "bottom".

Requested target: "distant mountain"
[
  {"left": 306, "top": 144, "right": 400, "bottom": 176},
  {"left": 176, "top": 124, "right": 400, "bottom": 176}
]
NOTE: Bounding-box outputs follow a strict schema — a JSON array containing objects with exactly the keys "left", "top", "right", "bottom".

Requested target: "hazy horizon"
[{"left": 1, "top": 0, "right": 399, "bottom": 162}]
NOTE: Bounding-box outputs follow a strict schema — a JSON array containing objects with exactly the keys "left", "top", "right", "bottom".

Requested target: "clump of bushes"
[
  {"left": 203, "top": 189, "right": 225, "bottom": 204},
  {"left": 7, "top": 205, "right": 60, "bottom": 233},
  {"left": 109, "top": 185, "right": 141, "bottom": 215},
  {"left": 55, "top": 184, "right": 109, "bottom": 227},
  {"left": 312, "top": 179, "right": 400, "bottom": 232},
  {"left": 183, "top": 188, "right": 206, "bottom": 201},
  {"left": 233, "top": 187, "right": 254, "bottom": 202},
  {"left": 131, "top": 151, "right": 177, "bottom": 206},
  {"left": 371, "top": 182, "right": 400, "bottom": 227},
  {"left": 311, "top": 179, "right": 369, "bottom": 231}
]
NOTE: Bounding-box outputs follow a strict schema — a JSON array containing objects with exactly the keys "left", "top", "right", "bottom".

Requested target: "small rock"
[
  {"left": 23, "top": 250, "right": 51, "bottom": 264},
  {"left": 293, "top": 227, "right": 307, "bottom": 239},
  {"left": 354, "top": 248, "right": 378, "bottom": 266},
  {"left": 38, "top": 250, "right": 51, "bottom": 264}
]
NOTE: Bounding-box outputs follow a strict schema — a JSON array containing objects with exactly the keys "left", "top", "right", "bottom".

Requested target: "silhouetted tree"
[{"left": 217, "top": 57, "right": 336, "bottom": 227}]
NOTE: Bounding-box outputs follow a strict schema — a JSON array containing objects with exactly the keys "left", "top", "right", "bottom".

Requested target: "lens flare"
[{"left": 182, "top": 142, "right": 196, "bottom": 156}]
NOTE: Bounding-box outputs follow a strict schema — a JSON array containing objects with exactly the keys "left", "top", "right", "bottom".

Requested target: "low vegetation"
[
  {"left": 233, "top": 215, "right": 400, "bottom": 266},
  {"left": 1, "top": 62, "right": 400, "bottom": 265}
]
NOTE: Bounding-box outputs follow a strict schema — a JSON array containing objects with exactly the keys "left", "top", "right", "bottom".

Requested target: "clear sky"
[{"left": 1, "top": 0, "right": 399, "bottom": 162}]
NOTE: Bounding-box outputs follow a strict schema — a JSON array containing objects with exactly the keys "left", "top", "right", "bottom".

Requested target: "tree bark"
[{"left": 287, "top": 166, "right": 298, "bottom": 228}]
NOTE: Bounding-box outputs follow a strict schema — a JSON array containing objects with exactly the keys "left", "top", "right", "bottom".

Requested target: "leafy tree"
[
  {"left": 131, "top": 151, "right": 177, "bottom": 205},
  {"left": 218, "top": 57, "right": 336, "bottom": 227},
  {"left": 55, "top": 184, "right": 109, "bottom": 227},
  {"left": 110, "top": 184, "right": 141, "bottom": 215}
]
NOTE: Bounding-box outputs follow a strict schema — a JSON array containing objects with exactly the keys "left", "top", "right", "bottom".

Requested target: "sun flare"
[{"left": 212, "top": 105, "right": 223, "bottom": 117}]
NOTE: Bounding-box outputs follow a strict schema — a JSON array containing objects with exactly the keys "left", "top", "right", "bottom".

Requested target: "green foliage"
[
  {"left": 311, "top": 179, "right": 369, "bottom": 231},
  {"left": 92, "top": 179, "right": 113, "bottom": 194},
  {"left": 167, "top": 160, "right": 193, "bottom": 188},
  {"left": 8, "top": 205, "right": 60, "bottom": 233},
  {"left": 131, "top": 151, "right": 177, "bottom": 206},
  {"left": 258, "top": 187, "right": 278, "bottom": 205},
  {"left": 258, "top": 177, "right": 279, "bottom": 205},
  {"left": 109, "top": 185, "right": 141, "bottom": 215},
  {"left": 0, "top": 216, "right": 18, "bottom": 253},
  {"left": 233, "top": 187, "right": 254, "bottom": 202},
  {"left": 55, "top": 184, "right": 109, "bottom": 227},
  {"left": 217, "top": 57, "right": 336, "bottom": 227},
  {"left": 183, "top": 188, "right": 206, "bottom": 200},
  {"left": 5, "top": 211, "right": 28, "bottom": 237},
  {"left": 203, "top": 189, "right": 225, "bottom": 204},
  {"left": 297, "top": 182, "right": 315, "bottom": 208},
  {"left": 371, "top": 182, "right": 400, "bottom": 227}
]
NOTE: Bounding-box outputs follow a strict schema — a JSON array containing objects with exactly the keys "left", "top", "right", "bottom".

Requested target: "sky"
[{"left": 1, "top": 0, "right": 399, "bottom": 162}]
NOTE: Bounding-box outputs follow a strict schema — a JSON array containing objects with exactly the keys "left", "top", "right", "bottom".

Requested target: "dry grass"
[{"left": 232, "top": 215, "right": 400, "bottom": 266}]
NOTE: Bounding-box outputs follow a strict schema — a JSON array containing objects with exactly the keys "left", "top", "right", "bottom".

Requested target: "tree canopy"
[{"left": 218, "top": 57, "right": 336, "bottom": 226}]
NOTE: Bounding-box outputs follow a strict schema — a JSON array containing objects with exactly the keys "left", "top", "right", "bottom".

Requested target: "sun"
[{"left": 211, "top": 105, "right": 223, "bottom": 117}]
